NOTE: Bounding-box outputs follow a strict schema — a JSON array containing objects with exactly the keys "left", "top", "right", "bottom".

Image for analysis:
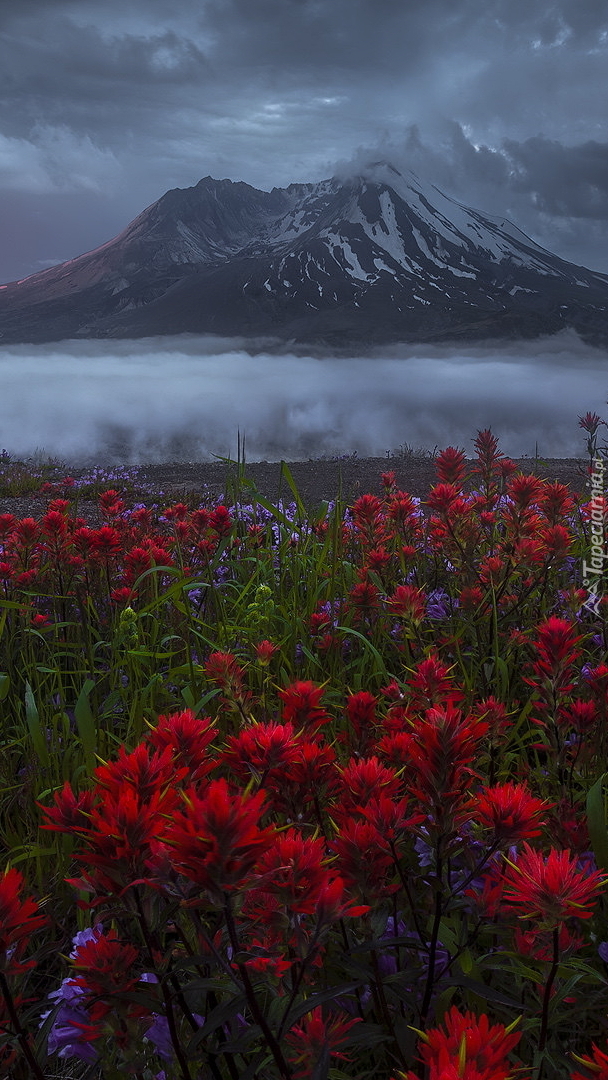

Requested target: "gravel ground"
[{"left": 0, "top": 454, "right": 594, "bottom": 523}]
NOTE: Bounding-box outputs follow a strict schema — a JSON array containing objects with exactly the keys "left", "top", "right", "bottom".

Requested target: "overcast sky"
[{"left": 1, "top": 0, "right": 608, "bottom": 283}]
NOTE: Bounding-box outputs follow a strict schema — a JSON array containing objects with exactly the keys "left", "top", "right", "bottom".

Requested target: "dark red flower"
[
  {"left": 69, "top": 928, "right": 141, "bottom": 1018},
  {"left": 0, "top": 868, "right": 47, "bottom": 974},
  {"left": 147, "top": 709, "right": 217, "bottom": 783},
  {"left": 39, "top": 780, "right": 95, "bottom": 833},
  {"left": 286, "top": 1007, "right": 361, "bottom": 1079},
  {"left": 94, "top": 741, "right": 183, "bottom": 803},
  {"left": 406, "top": 1006, "right": 522, "bottom": 1080},
  {"left": 162, "top": 779, "right": 276, "bottom": 896},
  {"left": 337, "top": 756, "right": 402, "bottom": 815},
  {"left": 252, "top": 830, "right": 330, "bottom": 913},
  {"left": 88, "top": 526, "right": 122, "bottom": 559},
  {"left": 473, "top": 782, "right": 549, "bottom": 844},
  {"left": 501, "top": 843, "right": 606, "bottom": 926},
  {"left": 279, "top": 680, "right": 332, "bottom": 734},
  {"left": 386, "top": 583, "right": 426, "bottom": 622},
  {"left": 571, "top": 1042, "right": 608, "bottom": 1080},
  {"left": 330, "top": 818, "right": 396, "bottom": 900},
  {"left": 506, "top": 473, "right": 544, "bottom": 509},
  {"left": 435, "top": 446, "right": 467, "bottom": 486},
  {"left": 222, "top": 721, "right": 301, "bottom": 782},
  {"left": 407, "top": 652, "right": 464, "bottom": 707}
]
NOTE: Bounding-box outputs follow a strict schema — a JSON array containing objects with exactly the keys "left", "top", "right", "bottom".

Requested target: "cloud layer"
[{"left": 0, "top": 333, "right": 604, "bottom": 464}]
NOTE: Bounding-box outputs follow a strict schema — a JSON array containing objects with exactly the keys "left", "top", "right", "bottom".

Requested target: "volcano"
[{"left": 1, "top": 161, "right": 607, "bottom": 346}]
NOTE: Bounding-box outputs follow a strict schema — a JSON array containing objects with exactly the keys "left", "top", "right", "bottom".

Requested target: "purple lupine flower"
[{"left": 426, "top": 590, "right": 455, "bottom": 619}]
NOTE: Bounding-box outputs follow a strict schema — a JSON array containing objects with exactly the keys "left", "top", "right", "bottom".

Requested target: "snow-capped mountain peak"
[{"left": 1, "top": 166, "right": 607, "bottom": 346}]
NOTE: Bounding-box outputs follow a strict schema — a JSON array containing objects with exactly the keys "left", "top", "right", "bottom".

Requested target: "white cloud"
[
  {"left": 0, "top": 331, "right": 604, "bottom": 463},
  {"left": 0, "top": 125, "right": 121, "bottom": 194}
]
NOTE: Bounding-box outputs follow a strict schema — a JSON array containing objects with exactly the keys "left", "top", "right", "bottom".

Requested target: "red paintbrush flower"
[
  {"left": 98, "top": 489, "right": 124, "bottom": 516},
  {"left": 386, "top": 583, "right": 426, "bottom": 622},
  {"left": 71, "top": 784, "right": 170, "bottom": 895},
  {"left": 425, "top": 483, "right": 462, "bottom": 513},
  {"left": 526, "top": 616, "right": 585, "bottom": 701},
  {"left": 360, "top": 793, "right": 423, "bottom": 848},
  {"left": 0, "top": 513, "right": 16, "bottom": 539},
  {"left": 346, "top": 690, "right": 378, "bottom": 737},
  {"left": 501, "top": 843, "right": 606, "bottom": 926},
  {"left": 0, "top": 868, "right": 47, "bottom": 974},
  {"left": 88, "top": 525, "right": 122, "bottom": 559},
  {"left": 538, "top": 480, "right": 576, "bottom": 523},
  {"left": 162, "top": 778, "right": 276, "bottom": 897},
  {"left": 472, "top": 428, "right": 503, "bottom": 471},
  {"left": 405, "top": 1006, "right": 522, "bottom": 1080},
  {"left": 407, "top": 704, "right": 488, "bottom": 829},
  {"left": 578, "top": 411, "right": 604, "bottom": 435},
  {"left": 278, "top": 680, "right": 332, "bottom": 734},
  {"left": 204, "top": 651, "right": 250, "bottom": 710},
  {"left": 39, "top": 780, "right": 96, "bottom": 833},
  {"left": 254, "top": 638, "right": 279, "bottom": 665},
  {"left": 222, "top": 721, "right": 301, "bottom": 783},
  {"left": 278, "top": 738, "right": 338, "bottom": 811},
  {"left": 251, "top": 830, "right": 330, "bottom": 913},
  {"left": 286, "top": 1006, "right": 361, "bottom": 1079},
  {"left": 506, "top": 473, "right": 544, "bottom": 509},
  {"left": 435, "top": 446, "right": 467, "bottom": 486},
  {"left": 557, "top": 699, "right": 598, "bottom": 734},
  {"left": 539, "top": 523, "right": 574, "bottom": 561},
  {"left": 407, "top": 652, "right": 464, "bottom": 707},
  {"left": 208, "top": 504, "right": 233, "bottom": 536},
  {"left": 336, "top": 756, "right": 402, "bottom": 816},
  {"left": 352, "top": 493, "right": 384, "bottom": 531},
  {"left": 348, "top": 579, "right": 381, "bottom": 615},
  {"left": 41, "top": 509, "right": 68, "bottom": 539},
  {"left": 571, "top": 1042, "right": 608, "bottom": 1080},
  {"left": 330, "top": 818, "right": 397, "bottom": 900},
  {"left": 94, "top": 741, "right": 184, "bottom": 803},
  {"left": 13, "top": 517, "right": 40, "bottom": 545},
  {"left": 472, "top": 782, "right": 550, "bottom": 844},
  {"left": 470, "top": 696, "right": 512, "bottom": 742},
  {"left": 147, "top": 709, "right": 217, "bottom": 783},
  {"left": 68, "top": 928, "right": 141, "bottom": 1020}
]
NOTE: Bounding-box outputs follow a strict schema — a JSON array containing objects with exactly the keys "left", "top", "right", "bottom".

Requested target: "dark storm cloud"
[{"left": 1, "top": 0, "right": 608, "bottom": 278}]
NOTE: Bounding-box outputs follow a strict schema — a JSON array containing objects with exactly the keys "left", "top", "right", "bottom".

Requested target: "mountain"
[{"left": 1, "top": 161, "right": 608, "bottom": 346}]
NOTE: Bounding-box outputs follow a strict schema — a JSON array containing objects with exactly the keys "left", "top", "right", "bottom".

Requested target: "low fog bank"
[{"left": 0, "top": 331, "right": 605, "bottom": 465}]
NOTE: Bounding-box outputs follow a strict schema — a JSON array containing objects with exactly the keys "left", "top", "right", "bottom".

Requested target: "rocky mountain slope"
[{"left": 1, "top": 161, "right": 607, "bottom": 346}]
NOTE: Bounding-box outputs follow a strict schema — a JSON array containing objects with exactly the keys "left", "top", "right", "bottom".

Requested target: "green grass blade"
[
  {"left": 74, "top": 678, "right": 98, "bottom": 774},
  {"left": 25, "top": 681, "right": 50, "bottom": 768},
  {"left": 586, "top": 772, "right": 608, "bottom": 874}
]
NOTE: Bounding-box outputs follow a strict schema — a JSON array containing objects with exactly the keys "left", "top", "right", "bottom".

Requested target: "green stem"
[
  {"left": 223, "top": 895, "right": 293, "bottom": 1080},
  {"left": 420, "top": 852, "right": 444, "bottom": 1025},
  {"left": 133, "top": 890, "right": 193, "bottom": 1080},
  {"left": 0, "top": 969, "right": 48, "bottom": 1080},
  {"left": 538, "top": 926, "right": 560, "bottom": 1058}
]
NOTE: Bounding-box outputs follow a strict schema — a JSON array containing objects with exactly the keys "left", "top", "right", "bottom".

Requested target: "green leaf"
[
  {"left": 25, "top": 681, "right": 49, "bottom": 768},
  {"left": 586, "top": 772, "right": 608, "bottom": 874},
  {"left": 280, "top": 460, "right": 306, "bottom": 517},
  {"left": 335, "top": 626, "right": 388, "bottom": 677},
  {"left": 0, "top": 673, "right": 9, "bottom": 701},
  {"left": 75, "top": 679, "right": 97, "bottom": 775},
  {"left": 280, "top": 983, "right": 359, "bottom": 1030}
]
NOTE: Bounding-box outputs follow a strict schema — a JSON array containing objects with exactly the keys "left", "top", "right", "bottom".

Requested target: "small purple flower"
[
  {"left": 69, "top": 922, "right": 104, "bottom": 957},
  {"left": 426, "top": 590, "right": 456, "bottom": 620}
]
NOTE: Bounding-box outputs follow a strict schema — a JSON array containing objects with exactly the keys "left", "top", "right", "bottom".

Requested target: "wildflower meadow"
[{"left": 2, "top": 420, "right": 608, "bottom": 1079}]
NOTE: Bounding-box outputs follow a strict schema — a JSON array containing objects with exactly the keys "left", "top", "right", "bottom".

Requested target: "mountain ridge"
[{"left": 1, "top": 162, "right": 607, "bottom": 346}]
